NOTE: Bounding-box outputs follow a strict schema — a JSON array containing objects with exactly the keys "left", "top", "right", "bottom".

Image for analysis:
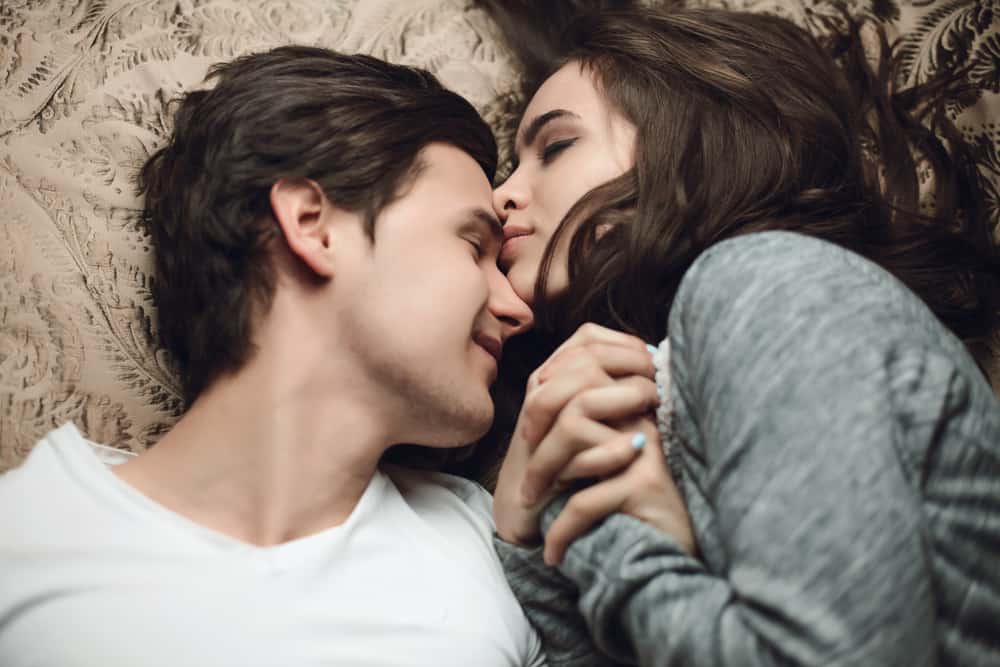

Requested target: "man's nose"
[{"left": 487, "top": 268, "right": 533, "bottom": 338}]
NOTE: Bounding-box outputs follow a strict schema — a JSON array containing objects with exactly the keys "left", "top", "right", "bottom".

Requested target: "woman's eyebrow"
[{"left": 516, "top": 109, "right": 581, "bottom": 152}]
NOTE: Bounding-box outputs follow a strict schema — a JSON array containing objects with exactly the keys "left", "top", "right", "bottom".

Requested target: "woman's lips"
[{"left": 500, "top": 231, "right": 531, "bottom": 264}]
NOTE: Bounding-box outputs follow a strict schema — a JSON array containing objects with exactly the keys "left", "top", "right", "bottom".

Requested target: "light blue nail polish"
[
  {"left": 646, "top": 343, "right": 658, "bottom": 356},
  {"left": 631, "top": 432, "right": 647, "bottom": 451}
]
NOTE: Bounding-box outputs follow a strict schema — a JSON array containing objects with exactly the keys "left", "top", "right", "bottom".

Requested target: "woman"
[{"left": 479, "top": 3, "right": 1000, "bottom": 666}]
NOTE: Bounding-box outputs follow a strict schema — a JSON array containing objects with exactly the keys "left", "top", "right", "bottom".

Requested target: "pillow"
[{"left": 1, "top": 0, "right": 997, "bottom": 472}]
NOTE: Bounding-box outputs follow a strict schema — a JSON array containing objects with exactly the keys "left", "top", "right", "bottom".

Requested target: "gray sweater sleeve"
[
  {"left": 494, "top": 534, "right": 624, "bottom": 667},
  {"left": 496, "top": 232, "right": 998, "bottom": 666}
]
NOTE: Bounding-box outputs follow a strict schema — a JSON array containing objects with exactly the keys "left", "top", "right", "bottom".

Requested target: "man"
[{"left": 0, "top": 46, "right": 543, "bottom": 666}]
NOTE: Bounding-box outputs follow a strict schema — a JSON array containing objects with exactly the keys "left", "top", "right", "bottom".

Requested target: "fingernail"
[
  {"left": 646, "top": 343, "right": 658, "bottom": 357},
  {"left": 631, "top": 432, "right": 647, "bottom": 451}
]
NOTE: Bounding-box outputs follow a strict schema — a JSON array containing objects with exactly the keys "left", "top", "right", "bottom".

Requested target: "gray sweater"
[{"left": 495, "top": 232, "right": 1000, "bottom": 666}]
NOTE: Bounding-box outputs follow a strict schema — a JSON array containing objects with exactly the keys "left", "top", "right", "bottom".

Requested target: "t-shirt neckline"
[{"left": 45, "top": 423, "right": 388, "bottom": 559}]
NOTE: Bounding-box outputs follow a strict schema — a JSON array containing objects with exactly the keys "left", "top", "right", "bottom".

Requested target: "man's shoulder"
[
  {"left": 0, "top": 425, "right": 66, "bottom": 496},
  {"left": 0, "top": 424, "right": 116, "bottom": 535}
]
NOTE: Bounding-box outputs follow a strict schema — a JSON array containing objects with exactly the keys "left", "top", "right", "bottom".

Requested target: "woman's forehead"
[{"left": 518, "top": 64, "right": 604, "bottom": 138}]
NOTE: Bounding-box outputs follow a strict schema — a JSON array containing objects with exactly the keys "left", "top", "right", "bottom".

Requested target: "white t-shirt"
[{"left": 0, "top": 424, "right": 546, "bottom": 667}]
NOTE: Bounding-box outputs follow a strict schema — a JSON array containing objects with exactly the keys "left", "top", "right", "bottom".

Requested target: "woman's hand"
[
  {"left": 542, "top": 415, "right": 696, "bottom": 565},
  {"left": 494, "top": 323, "right": 658, "bottom": 547},
  {"left": 494, "top": 322, "right": 697, "bottom": 565}
]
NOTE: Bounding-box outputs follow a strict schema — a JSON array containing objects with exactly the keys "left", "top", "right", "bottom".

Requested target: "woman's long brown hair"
[
  {"left": 464, "top": 2, "right": 1000, "bottom": 484},
  {"left": 487, "top": 2, "right": 998, "bottom": 346}
]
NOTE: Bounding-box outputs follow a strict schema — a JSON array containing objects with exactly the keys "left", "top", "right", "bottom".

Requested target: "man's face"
[{"left": 334, "top": 143, "right": 533, "bottom": 447}]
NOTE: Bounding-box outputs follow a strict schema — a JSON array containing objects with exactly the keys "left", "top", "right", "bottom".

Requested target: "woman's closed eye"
[{"left": 539, "top": 138, "right": 578, "bottom": 164}]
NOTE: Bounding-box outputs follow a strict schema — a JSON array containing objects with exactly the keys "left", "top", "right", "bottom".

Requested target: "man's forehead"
[{"left": 413, "top": 143, "right": 492, "bottom": 188}]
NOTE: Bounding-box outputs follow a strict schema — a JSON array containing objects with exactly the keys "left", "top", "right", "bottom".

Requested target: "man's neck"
[{"left": 112, "top": 358, "right": 391, "bottom": 547}]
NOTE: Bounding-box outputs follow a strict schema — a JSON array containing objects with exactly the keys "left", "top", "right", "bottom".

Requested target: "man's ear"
[{"left": 270, "top": 178, "right": 338, "bottom": 278}]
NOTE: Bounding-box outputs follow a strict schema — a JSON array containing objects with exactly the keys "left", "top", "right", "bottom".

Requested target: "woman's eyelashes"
[
  {"left": 505, "top": 136, "right": 578, "bottom": 173},
  {"left": 539, "top": 137, "right": 578, "bottom": 164}
]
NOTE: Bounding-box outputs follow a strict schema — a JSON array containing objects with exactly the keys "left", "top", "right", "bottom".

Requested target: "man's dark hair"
[{"left": 139, "top": 46, "right": 498, "bottom": 404}]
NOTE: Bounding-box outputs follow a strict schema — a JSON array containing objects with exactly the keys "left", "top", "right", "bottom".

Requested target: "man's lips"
[{"left": 473, "top": 333, "right": 502, "bottom": 365}]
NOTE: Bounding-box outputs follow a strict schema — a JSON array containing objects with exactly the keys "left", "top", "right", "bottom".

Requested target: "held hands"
[{"left": 494, "top": 323, "right": 696, "bottom": 565}]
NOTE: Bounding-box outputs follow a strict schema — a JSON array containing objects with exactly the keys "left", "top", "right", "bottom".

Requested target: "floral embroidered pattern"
[{"left": 1, "top": 0, "right": 997, "bottom": 471}]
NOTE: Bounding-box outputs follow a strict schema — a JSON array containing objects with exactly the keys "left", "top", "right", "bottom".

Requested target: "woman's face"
[{"left": 493, "top": 62, "right": 636, "bottom": 306}]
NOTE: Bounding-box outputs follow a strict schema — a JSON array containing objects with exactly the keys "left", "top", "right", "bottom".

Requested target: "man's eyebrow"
[
  {"left": 462, "top": 207, "right": 504, "bottom": 244},
  {"left": 517, "top": 109, "right": 581, "bottom": 152}
]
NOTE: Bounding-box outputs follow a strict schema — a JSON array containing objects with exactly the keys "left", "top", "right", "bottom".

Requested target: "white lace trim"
[{"left": 651, "top": 339, "right": 674, "bottom": 457}]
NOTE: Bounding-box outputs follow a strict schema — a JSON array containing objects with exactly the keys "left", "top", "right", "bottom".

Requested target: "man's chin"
[{"left": 416, "top": 402, "right": 495, "bottom": 449}]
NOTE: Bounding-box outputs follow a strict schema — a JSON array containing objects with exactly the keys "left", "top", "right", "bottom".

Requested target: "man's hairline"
[{"left": 368, "top": 143, "right": 499, "bottom": 241}]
